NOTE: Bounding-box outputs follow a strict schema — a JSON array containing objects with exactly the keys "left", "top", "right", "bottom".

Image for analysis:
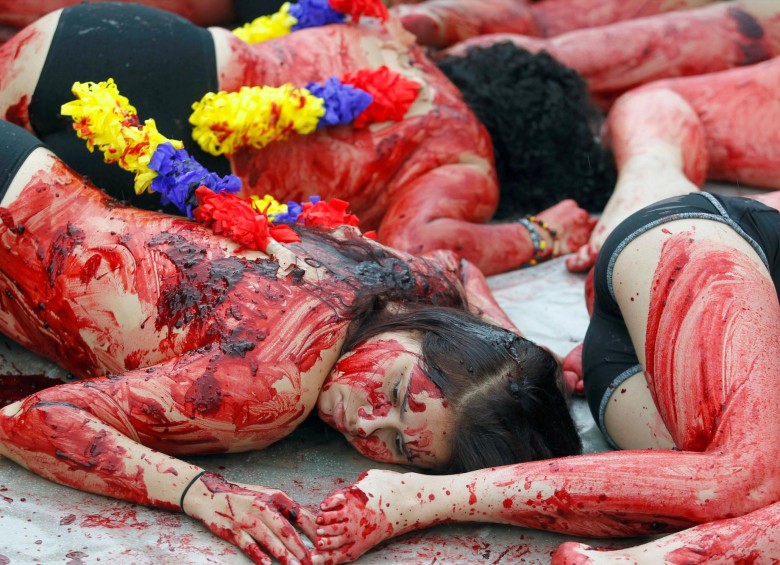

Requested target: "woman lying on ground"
[
  {"left": 434, "top": 0, "right": 780, "bottom": 271},
  {"left": 444, "top": 0, "right": 780, "bottom": 108},
  {"left": 393, "top": 0, "right": 715, "bottom": 49},
  {"left": 0, "top": 2, "right": 604, "bottom": 276},
  {"left": 0, "top": 118, "right": 583, "bottom": 565},
  {"left": 309, "top": 82, "right": 780, "bottom": 565}
]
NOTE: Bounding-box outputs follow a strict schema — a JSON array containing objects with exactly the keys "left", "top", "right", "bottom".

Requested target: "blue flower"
[
  {"left": 149, "top": 142, "right": 241, "bottom": 217},
  {"left": 289, "top": 0, "right": 345, "bottom": 29},
  {"left": 272, "top": 200, "right": 304, "bottom": 223},
  {"left": 306, "top": 77, "right": 373, "bottom": 127}
]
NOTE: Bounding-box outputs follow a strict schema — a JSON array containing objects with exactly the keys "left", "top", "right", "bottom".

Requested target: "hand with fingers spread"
[
  {"left": 183, "top": 472, "right": 318, "bottom": 565},
  {"left": 312, "top": 469, "right": 417, "bottom": 565}
]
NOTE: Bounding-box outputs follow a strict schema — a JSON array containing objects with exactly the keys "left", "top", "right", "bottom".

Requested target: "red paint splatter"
[
  {"left": 0, "top": 373, "right": 68, "bottom": 407},
  {"left": 4, "top": 95, "right": 28, "bottom": 129}
]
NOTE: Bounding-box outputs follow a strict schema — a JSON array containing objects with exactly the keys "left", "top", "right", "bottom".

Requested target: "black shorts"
[
  {"left": 28, "top": 2, "right": 229, "bottom": 210},
  {"left": 0, "top": 120, "right": 44, "bottom": 203},
  {"left": 582, "top": 192, "right": 780, "bottom": 447}
]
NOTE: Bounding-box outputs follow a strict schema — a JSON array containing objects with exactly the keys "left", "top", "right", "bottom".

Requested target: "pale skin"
[
  {"left": 444, "top": 0, "right": 780, "bottom": 107},
  {"left": 392, "top": 0, "right": 715, "bottom": 48},
  {"left": 311, "top": 210, "right": 780, "bottom": 565},
  {"left": 0, "top": 6, "right": 593, "bottom": 275},
  {"left": 306, "top": 34, "right": 780, "bottom": 562},
  {"left": 0, "top": 143, "right": 519, "bottom": 564},
  {"left": 566, "top": 52, "right": 780, "bottom": 273}
]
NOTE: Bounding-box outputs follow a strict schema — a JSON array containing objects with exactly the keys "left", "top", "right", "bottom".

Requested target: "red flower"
[
  {"left": 329, "top": 0, "right": 388, "bottom": 22},
  {"left": 341, "top": 66, "right": 420, "bottom": 128},
  {"left": 194, "top": 186, "right": 300, "bottom": 251},
  {"left": 298, "top": 198, "right": 359, "bottom": 230}
]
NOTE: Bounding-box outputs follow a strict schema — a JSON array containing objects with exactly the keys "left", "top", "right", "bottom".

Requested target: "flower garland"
[
  {"left": 61, "top": 79, "right": 367, "bottom": 252},
  {"left": 191, "top": 66, "right": 420, "bottom": 156},
  {"left": 233, "top": 0, "right": 388, "bottom": 44}
]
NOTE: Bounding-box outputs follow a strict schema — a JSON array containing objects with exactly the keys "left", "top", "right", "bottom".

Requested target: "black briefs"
[
  {"left": 0, "top": 120, "right": 45, "bottom": 204},
  {"left": 234, "top": 0, "right": 288, "bottom": 22},
  {"left": 29, "top": 2, "right": 229, "bottom": 211},
  {"left": 582, "top": 192, "right": 780, "bottom": 447}
]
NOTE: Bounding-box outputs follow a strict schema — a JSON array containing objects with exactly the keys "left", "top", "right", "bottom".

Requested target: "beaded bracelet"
[{"left": 518, "top": 215, "right": 558, "bottom": 266}]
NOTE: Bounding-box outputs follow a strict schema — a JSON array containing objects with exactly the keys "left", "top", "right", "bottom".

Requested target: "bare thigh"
[{"left": 0, "top": 10, "right": 60, "bottom": 128}]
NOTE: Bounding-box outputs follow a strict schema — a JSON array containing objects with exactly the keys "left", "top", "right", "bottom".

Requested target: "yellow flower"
[
  {"left": 190, "top": 85, "right": 325, "bottom": 156},
  {"left": 233, "top": 2, "right": 297, "bottom": 44},
  {"left": 251, "top": 194, "right": 288, "bottom": 219},
  {"left": 62, "top": 79, "right": 183, "bottom": 194}
]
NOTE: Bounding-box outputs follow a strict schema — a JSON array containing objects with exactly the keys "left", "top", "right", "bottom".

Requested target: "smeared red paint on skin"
[
  {"left": 467, "top": 483, "right": 477, "bottom": 505},
  {"left": 0, "top": 373, "right": 67, "bottom": 407},
  {"left": 350, "top": 435, "right": 394, "bottom": 462},
  {"left": 0, "top": 153, "right": 475, "bottom": 562},
  {"left": 216, "top": 23, "right": 557, "bottom": 275},
  {"left": 4, "top": 95, "right": 28, "bottom": 129},
  {"left": 407, "top": 364, "right": 444, "bottom": 411}
]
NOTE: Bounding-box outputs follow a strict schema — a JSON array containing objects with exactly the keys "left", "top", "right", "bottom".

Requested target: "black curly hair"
[{"left": 436, "top": 42, "right": 617, "bottom": 218}]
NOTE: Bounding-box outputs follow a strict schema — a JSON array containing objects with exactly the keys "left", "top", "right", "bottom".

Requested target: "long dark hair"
[
  {"left": 342, "top": 305, "right": 583, "bottom": 472},
  {"left": 290, "top": 227, "right": 581, "bottom": 470},
  {"left": 436, "top": 42, "right": 617, "bottom": 218}
]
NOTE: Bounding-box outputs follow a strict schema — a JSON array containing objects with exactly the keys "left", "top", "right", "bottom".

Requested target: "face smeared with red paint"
[{"left": 317, "top": 332, "right": 452, "bottom": 469}]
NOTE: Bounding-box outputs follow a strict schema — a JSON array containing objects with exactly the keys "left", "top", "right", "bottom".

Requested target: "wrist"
[
  {"left": 179, "top": 469, "right": 209, "bottom": 516},
  {"left": 518, "top": 215, "right": 558, "bottom": 266}
]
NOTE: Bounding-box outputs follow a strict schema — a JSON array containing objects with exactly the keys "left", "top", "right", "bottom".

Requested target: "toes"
[{"left": 320, "top": 493, "right": 346, "bottom": 512}]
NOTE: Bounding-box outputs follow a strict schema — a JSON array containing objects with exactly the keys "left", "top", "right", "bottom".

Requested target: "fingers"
[
  {"left": 293, "top": 505, "right": 320, "bottom": 542},
  {"left": 256, "top": 508, "right": 313, "bottom": 565},
  {"left": 315, "top": 532, "right": 352, "bottom": 550},
  {"left": 319, "top": 492, "right": 347, "bottom": 512},
  {"left": 237, "top": 530, "right": 273, "bottom": 565}
]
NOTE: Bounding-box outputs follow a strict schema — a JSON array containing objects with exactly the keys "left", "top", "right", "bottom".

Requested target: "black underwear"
[
  {"left": 582, "top": 192, "right": 780, "bottom": 446},
  {"left": 29, "top": 2, "right": 229, "bottom": 211},
  {"left": 234, "top": 0, "right": 288, "bottom": 22},
  {"left": 0, "top": 120, "right": 45, "bottom": 203}
]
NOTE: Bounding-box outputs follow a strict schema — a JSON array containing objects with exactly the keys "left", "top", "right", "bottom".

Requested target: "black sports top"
[
  {"left": 0, "top": 120, "right": 44, "bottom": 203},
  {"left": 582, "top": 192, "right": 780, "bottom": 447},
  {"left": 29, "top": 2, "right": 229, "bottom": 210}
]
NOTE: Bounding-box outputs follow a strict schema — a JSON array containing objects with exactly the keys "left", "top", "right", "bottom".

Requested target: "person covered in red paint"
[
  {"left": 393, "top": 0, "right": 716, "bottom": 49},
  {"left": 443, "top": 0, "right": 780, "bottom": 108},
  {"left": 309, "top": 59, "right": 780, "bottom": 565},
  {"left": 0, "top": 117, "right": 583, "bottom": 565},
  {"left": 0, "top": 2, "right": 601, "bottom": 277},
  {"left": 432, "top": 0, "right": 780, "bottom": 273}
]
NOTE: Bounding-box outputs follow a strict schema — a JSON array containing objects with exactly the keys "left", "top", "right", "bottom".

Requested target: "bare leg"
[
  {"left": 445, "top": 0, "right": 780, "bottom": 104},
  {"left": 566, "top": 87, "right": 706, "bottom": 272},
  {"left": 553, "top": 500, "right": 780, "bottom": 563},
  {"left": 394, "top": 0, "right": 715, "bottom": 48}
]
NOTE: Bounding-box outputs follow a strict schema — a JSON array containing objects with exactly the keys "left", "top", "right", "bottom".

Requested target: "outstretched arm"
[
  {"left": 0, "top": 348, "right": 318, "bottom": 565},
  {"left": 310, "top": 446, "right": 757, "bottom": 564},
  {"left": 379, "top": 163, "right": 594, "bottom": 276}
]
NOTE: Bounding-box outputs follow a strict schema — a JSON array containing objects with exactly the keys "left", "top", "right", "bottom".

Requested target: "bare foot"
[
  {"left": 312, "top": 469, "right": 423, "bottom": 565},
  {"left": 535, "top": 199, "right": 596, "bottom": 257}
]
